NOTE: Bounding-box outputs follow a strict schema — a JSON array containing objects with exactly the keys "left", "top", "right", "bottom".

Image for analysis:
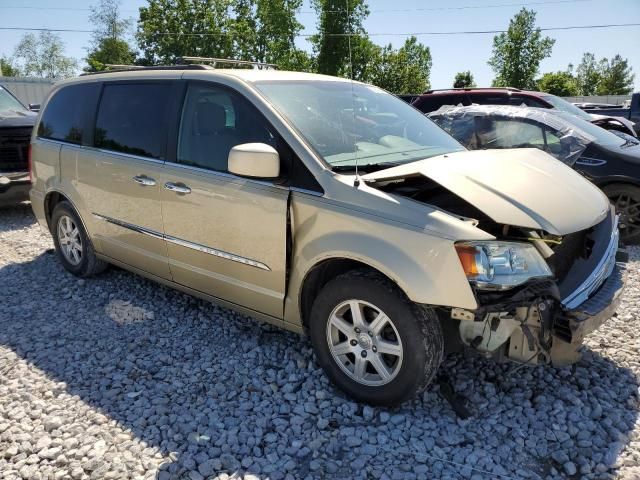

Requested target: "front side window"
[
  {"left": 94, "top": 83, "right": 171, "bottom": 159},
  {"left": 254, "top": 81, "right": 464, "bottom": 171},
  {"left": 177, "top": 83, "right": 278, "bottom": 172},
  {"left": 38, "top": 84, "right": 99, "bottom": 144}
]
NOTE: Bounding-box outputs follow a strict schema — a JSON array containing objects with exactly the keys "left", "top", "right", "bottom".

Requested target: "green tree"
[
  {"left": 311, "top": 0, "right": 369, "bottom": 77},
  {"left": 574, "top": 52, "right": 601, "bottom": 95},
  {"left": 453, "top": 71, "right": 475, "bottom": 88},
  {"left": 0, "top": 57, "right": 20, "bottom": 76},
  {"left": 537, "top": 71, "right": 578, "bottom": 96},
  {"left": 137, "top": 0, "right": 235, "bottom": 65},
  {"left": 597, "top": 55, "right": 635, "bottom": 95},
  {"left": 251, "top": 0, "right": 310, "bottom": 70},
  {"left": 371, "top": 37, "right": 432, "bottom": 94},
  {"left": 13, "top": 31, "right": 77, "bottom": 78},
  {"left": 488, "top": 8, "right": 555, "bottom": 89},
  {"left": 86, "top": 38, "right": 137, "bottom": 72},
  {"left": 85, "top": 0, "right": 137, "bottom": 72}
]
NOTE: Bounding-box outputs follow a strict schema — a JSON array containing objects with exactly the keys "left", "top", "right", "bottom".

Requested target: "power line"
[
  {"left": 0, "top": 0, "right": 595, "bottom": 14},
  {"left": 0, "top": 23, "right": 638, "bottom": 37}
]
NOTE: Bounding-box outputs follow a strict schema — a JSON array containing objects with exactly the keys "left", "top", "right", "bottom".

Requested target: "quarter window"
[
  {"left": 37, "top": 84, "right": 99, "bottom": 144},
  {"left": 177, "top": 83, "right": 278, "bottom": 172},
  {"left": 94, "top": 83, "right": 171, "bottom": 159}
]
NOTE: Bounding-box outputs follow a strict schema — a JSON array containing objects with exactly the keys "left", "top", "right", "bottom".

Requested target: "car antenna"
[{"left": 346, "top": 0, "right": 360, "bottom": 188}]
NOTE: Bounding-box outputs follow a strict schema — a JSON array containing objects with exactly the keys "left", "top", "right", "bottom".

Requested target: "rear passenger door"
[{"left": 77, "top": 81, "right": 179, "bottom": 280}]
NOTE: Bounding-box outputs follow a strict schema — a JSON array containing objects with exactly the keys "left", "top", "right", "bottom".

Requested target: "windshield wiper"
[{"left": 332, "top": 162, "right": 398, "bottom": 173}]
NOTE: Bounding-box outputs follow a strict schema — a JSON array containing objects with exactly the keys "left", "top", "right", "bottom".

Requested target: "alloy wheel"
[
  {"left": 326, "top": 299, "right": 403, "bottom": 386},
  {"left": 57, "top": 214, "right": 83, "bottom": 265}
]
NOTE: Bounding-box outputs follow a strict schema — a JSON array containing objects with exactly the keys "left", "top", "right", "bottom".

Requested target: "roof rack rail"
[
  {"left": 80, "top": 64, "right": 212, "bottom": 76},
  {"left": 422, "top": 87, "right": 522, "bottom": 94},
  {"left": 178, "top": 56, "right": 278, "bottom": 69}
]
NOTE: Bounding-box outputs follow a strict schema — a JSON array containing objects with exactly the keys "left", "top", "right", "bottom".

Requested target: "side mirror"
[
  {"left": 28, "top": 103, "right": 40, "bottom": 112},
  {"left": 228, "top": 143, "right": 279, "bottom": 179}
]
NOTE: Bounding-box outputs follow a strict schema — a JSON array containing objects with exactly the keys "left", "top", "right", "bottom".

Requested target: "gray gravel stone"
[{"left": 1, "top": 203, "right": 640, "bottom": 480}]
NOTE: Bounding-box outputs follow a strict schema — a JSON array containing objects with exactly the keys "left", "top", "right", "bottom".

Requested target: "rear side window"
[
  {"left": 95, "top": 83, "right": 171, "bottom": 159},
  {"left": 37, "top": 84, "right": 99, "bottom": 144}
]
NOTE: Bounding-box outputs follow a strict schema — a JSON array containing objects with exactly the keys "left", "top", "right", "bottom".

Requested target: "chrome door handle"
[
  {"left": 164, "top": 182, "right": 191, "bottom": 194},
  {"left": 133, "top": 175, "right": 156, "bottom": 186}
]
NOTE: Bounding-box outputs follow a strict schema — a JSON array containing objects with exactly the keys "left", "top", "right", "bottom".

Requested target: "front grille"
[
  {"left": 555, "top": 208, "right": 618, "bottom": 309},
  {"left": 0, "top": 127, "right": 32, "bottom": 172}
]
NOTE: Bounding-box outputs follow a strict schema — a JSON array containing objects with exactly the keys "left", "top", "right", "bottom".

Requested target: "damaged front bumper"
[
  {"left": 456, "top": 209, "right": 627, "bottom": 366},
  {"left": 550, "top": 262, "right": 625, "bottom": 365}
]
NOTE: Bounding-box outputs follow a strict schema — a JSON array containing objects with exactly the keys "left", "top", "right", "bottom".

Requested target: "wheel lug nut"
[
  {"left": 368, "top": 331, "right": 372, "bottom": 336},
  {"left": 372, "top": 346, "right": 377, "bottom": 352},
  {"left": 350, "top": 339, "right": 357, "bottom": 346},
  {"left": 361, "top": 350, "right": 367, "bottom": 358},
  {"left": 354, "top": 327, "right": 360, "bottom": 333}
]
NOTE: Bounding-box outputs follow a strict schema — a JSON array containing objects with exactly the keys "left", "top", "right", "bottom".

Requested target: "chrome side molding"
[{"left": 92, "top": 213, "right": 271, "bottom": 271}]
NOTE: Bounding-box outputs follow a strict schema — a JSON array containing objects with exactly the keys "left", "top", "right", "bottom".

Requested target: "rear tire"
[
  {"left": 51, "top": 201, "right": 108, "bottom": 277},
  {"left": 309, "top": 270, "right": 444, "bottom": 406},
  {"left": 603, "top": 183, "right": 640, "bottom": 245}
]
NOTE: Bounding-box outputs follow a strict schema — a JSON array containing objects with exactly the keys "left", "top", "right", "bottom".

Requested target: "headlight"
[{"left": 455, "top": 241, "right": 552, "bottom": 290}]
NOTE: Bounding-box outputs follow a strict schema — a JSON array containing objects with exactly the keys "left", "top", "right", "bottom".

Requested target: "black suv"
[{"left": 0, "top": 85, "right": 37, "bottom": 206}]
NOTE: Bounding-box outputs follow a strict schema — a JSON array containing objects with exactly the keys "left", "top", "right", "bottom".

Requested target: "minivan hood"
[{"left": 362, "top": 148, "right": 610, "bottom": 235}]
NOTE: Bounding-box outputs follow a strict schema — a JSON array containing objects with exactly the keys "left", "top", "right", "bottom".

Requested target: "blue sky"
[{"left": 0, "top": 0, "right": 639, "bottom": 90}]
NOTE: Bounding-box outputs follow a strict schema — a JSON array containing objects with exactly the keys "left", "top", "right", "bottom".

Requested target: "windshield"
[
  {"left": 541, "top": 94, "right": 593, "bottom": 121},
  {"left": 0, "top": 86, "right": 26, "bottom": 113},
  {"left": 254, "top": 80, "right": 464, "bottom": 170},
  {"left": 549, "top": 110, "right": 629, "bottom": 147}
]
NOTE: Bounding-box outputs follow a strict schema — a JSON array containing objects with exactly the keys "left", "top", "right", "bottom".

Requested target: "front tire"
[
  {"left": 51, "top": 201, "right": 108, "bottom": 277},
  {"left": 309, "top": 270, "right": 444, "bottom": 406}
]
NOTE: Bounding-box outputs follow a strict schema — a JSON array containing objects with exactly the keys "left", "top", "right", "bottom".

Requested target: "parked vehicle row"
[
  {"left": 429, "top": 105, "right": 640, "bottom": 243},
  {"left": 27, "top": 65, "right": 627, "bottom": 405},
  {"left": 407, "top": 87, "right": 638, "bottom": 137},
  {"left": 578, "top": 92, "right": 640, "bottom": 136}
]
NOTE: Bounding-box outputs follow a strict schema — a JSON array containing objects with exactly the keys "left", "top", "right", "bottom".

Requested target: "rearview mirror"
[{"left": 228, "top": 143, "right": 279, "bottom": 179}]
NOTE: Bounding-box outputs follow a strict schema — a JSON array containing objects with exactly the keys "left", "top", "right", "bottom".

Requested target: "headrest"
[{"left": 195, "top": 102, "right": 226, "bottom": 134}]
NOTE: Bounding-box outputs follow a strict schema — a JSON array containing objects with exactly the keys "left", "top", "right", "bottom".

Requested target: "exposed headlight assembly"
[{"left": 455, "top": 241, "right": 553, "bottom": 290}]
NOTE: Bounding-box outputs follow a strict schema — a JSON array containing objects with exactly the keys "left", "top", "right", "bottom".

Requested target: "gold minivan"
[{"left": 30, "top": 65, "right": 625, "bottom": 405}]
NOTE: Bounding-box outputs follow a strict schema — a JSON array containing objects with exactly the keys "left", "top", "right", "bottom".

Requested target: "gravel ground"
[{"left": 0, "top": 203, "right": 639, "bottom": 480}]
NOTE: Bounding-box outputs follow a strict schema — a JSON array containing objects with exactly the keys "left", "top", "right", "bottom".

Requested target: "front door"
[
  {"left": 78, "top": 81, "right": 175, "bottom": 279},
  {"left": 160, "top": 81, "right": 289, "bottom": 317}
]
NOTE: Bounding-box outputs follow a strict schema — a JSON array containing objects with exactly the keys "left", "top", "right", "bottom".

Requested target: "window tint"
[
  {"left": 38, "top": 84, "right": 99, "bottom": 144},
  {"left": 177, "top": 83, "right": 279, "bottom": 173},
  {"left": 95, "top": 83, "right": 171, "bottom": 159}
]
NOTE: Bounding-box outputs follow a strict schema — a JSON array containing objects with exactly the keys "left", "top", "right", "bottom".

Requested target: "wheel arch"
[{"left": 298, "top": 257, "right": 406, "bottom": 332}]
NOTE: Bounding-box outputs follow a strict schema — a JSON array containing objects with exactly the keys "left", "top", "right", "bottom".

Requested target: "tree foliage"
[
  {"left": 597, "top": 55, "right": 635, "bottom": 95},
  {"left": 13, "top": 31, "right": 77, "bottom": 78},
  {"left": 311, "top": 0, "right": 369, "bottom": 77},
  {"left": 537, "top": 71, "right": 578, "bottom": 96},
  {"left": 453, "top": 71, "right": 475, "bottom": 88},
  {"left": 244, "top": 0, "right": 310, "bottom": 70},
  {"left": 0, "top": 57, "right": 20, "bottom": 76},
  {"left": 488, "top": 8, "right": 555, "bottom": 89},
  {"left": 86, "top": 38, "right": 137, "bottom": 72},
  {"left": 137, "top": 0, "right": 235, "bottom": 64},
  {"left": 85, "top": 0, "right": 137, "bottom": 72},
  {"left": 370, "top": 37, "right": 432, "bottom": 94},
  {"left": 574, "top": 52, "right": 601, "bottom": 96},
  {"left": 137, "top": 0, "right": 309, "bottom": 69}
]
